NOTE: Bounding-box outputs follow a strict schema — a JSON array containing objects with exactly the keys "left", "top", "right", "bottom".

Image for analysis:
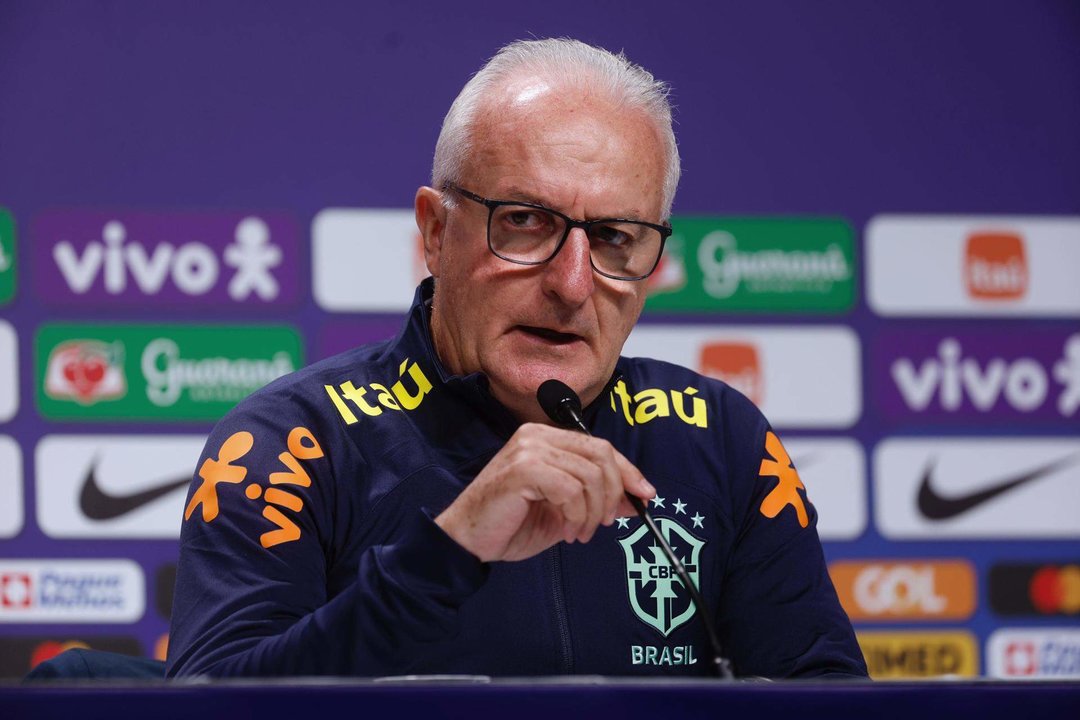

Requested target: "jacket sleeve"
[
  {"left": 714, "top": 393, "right": 868, "bottom": 679},
  {"left": 164, "top": 403, "right": 487, "bottom": 678}
]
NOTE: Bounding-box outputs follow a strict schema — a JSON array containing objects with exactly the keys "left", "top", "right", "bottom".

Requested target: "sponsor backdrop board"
[
  {"left": 0, "top": 321, "right": 17, "bottom": 423},
  {"left": 0, "top": 437, "right": 24, "bottom": 539},
  {"left": 35, "top": 324, "right": 303, "bottom": 421},
  {"left": 0, "top": 208, "right": 15, "bottom": 306},
  {"left": 1, "top": 2, "right": 1079, "bottom": 680},
  {"left": 644, "top": 217, "right": 856, "bottom": 314}
]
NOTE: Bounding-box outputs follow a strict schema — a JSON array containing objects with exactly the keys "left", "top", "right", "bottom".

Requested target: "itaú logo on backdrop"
[
  {"left": 964, "top": 232, "right": 1028, "bottom": 300},
  {"left": 698, "top": 342, "right": 762, "bottom": 406}
]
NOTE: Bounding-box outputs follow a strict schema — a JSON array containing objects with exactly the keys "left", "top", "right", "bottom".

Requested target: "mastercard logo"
[
  {"left": 964, "top": 232, "right": 1028, "bottom": 300},
  {"left": 989, "top": 563, "right": 1080, "bottom": 616}
]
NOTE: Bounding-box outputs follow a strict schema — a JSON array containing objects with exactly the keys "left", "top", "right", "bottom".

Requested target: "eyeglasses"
[{"left": 443, "top": 184, "right": 671, "bottom": 281}]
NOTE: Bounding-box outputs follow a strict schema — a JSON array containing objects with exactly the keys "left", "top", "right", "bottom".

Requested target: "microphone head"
[{"left": 537, "top": 379, "right": 582, "bottom": 428}]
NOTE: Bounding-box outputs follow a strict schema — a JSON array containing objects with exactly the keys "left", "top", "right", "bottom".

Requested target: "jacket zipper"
[{"left": 549, "top": 546, "right": 574, "bottom": 673}]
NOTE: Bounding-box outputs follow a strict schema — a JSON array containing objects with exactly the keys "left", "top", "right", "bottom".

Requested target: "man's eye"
[
  {"left": 592, "top": 225, "right": 632, "bottom": 248},
  {"left": 504, "top": 210, "right": 549, "bottom": 229}
]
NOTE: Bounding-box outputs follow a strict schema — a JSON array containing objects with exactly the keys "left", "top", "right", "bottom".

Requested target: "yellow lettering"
[
  {"left": 370, "top": 382, "right": 401, "bottom": 411},
  {"left": 324, "top": 385, "right": 357, "bottom": 425},
  {"left": 340, "top": 380, "right": 382, "bottom": 416},
  {"left": 611, "top": 380, "right": 635, "bottom": 425},
  {"left": 633, "top": 388, "right": 670, "bottom": 424},
  {"left": 672, "top": 386, "right": 708, "bottom": 428},
  {"left": 391, "top": 359, "right": 433, "bottom": 411}
]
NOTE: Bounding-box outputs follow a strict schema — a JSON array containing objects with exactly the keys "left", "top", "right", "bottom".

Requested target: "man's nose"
[{"left": 542, "top": 228, "right": 594, "bottom": 306}]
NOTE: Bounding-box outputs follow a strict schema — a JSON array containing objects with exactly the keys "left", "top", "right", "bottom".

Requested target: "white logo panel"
[
  {"left": 0, "top": 320, "right": 17, "bottom": 422},
  {"left": 36, "top": 435, "right": 205, "bottom": 538},
  {"left": 0, "top": 436, "right": 23, "bottom": 538},
  {"left": 0, "top": 559, "right": 144, "bottom": 623},
  {"left": 312, "top": 209, "right": 422, "bottom": 311},
  {"left": 622, "top": 325, "right": 861, "bottom": 428},
  {"left": 783, "top": 437, "right": 866, "bottom": 540},
  {"left": 988, "top": 629, "right": 1080, "bottom": 679},
  {"left": 866, "top": 215, "right": 1080, "bottom": 316},
  {"left": 873, "top": 437, "right": 1080, "bottom": 538}
]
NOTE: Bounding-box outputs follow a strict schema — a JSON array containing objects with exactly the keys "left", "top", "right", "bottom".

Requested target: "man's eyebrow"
[{"left": 499, "top": 187, "right": 649, "bottom": 221}]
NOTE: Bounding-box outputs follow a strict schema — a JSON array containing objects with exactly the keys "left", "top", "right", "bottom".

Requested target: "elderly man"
[{"left": 166, "top": 38, "right": 867, "bottom": 679}]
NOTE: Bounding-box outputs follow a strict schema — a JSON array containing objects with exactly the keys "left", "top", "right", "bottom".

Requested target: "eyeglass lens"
[{"left": 489, "top": 205, "right": 662, "bottom": 279}]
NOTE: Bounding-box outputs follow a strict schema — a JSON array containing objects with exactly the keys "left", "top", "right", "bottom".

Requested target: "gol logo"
[
  {"left": 43, "top": 340, "right": 126, "bottom": 405},
  {"left": 965, "top": 232, "right": 1028, "bottom": 300},
  {"left": 829, "top": 560, "right": 976, "bottom": 621},
  {"left": 857, "top": 631, "right": 979, "bottom": 679},
  {"left": 698, "top": 342, "right": 762, "bottom": 406}
]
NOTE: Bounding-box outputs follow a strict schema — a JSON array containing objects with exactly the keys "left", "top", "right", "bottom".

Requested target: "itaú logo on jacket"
[
  {"left": 607, "top": 379, "right": 708, "bottom": 429},
  {"left": 324, "top": 358, "right": 434, "bottom": 425}
]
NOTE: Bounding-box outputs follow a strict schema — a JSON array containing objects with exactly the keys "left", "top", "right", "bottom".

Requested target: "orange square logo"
[
  {"left": 965, "top": 232, "right": 1028, "bottom": 300},
  {"left": 699, "top": 342, "right": 762, "bottom": 405}
]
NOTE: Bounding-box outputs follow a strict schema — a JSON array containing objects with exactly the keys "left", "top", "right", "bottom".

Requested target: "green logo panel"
[
  {"left": 644, "top": 217, "right": 856, "bottom": 313},
  {"left": 0, "top": 208, "right": 16, "bottom": 305},
  {"left": 35, "top": 323, "right": 304, "bottom": 420}
]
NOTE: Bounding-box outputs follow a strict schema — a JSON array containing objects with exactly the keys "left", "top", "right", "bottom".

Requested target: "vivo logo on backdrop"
[
  {"left": 873, "top": 329, "right": 1080, "bottom": 424},
  {"left": 32, "top": 210, "right": 300, "bottom": 306}
]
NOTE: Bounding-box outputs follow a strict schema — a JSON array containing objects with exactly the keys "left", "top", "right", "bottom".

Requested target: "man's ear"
[{"left": 415, "top": 186, "right": 447, "bottom": 277}]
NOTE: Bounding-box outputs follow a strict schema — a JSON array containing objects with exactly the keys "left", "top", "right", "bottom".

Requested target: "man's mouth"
[{"left": 518, "top": 325, "right": 583, "bottom": 345}]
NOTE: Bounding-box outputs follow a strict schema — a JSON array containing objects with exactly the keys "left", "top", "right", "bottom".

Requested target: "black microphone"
[{"left": 536, "top": 379, "right": 734, "bottom": 680}]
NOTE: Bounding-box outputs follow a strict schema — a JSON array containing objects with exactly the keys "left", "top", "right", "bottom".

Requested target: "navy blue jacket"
[{"left": 166, "top": 280, "right": 867, "bottom": 679}]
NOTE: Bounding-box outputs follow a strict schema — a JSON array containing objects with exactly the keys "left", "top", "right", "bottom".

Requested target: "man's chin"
[{"left": 488, "top": 367, "right": 602, "bottom": 422}]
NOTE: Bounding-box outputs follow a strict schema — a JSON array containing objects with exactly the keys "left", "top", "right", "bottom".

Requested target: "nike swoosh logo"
[
  {"left": 79, "top": 461, "right": 192, "bottom": 521},
  {"left": 917, "top": 451, "right": 1080, "bottom": 521}
]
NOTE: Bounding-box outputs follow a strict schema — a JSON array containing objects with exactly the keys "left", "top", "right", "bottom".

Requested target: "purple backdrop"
[{"left": 1, "top": 0, "right": 1078, "bottom": 679}]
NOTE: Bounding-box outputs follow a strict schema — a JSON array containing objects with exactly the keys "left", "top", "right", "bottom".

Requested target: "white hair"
[{"left": 432, "top": 38, "right": 681, "bottom": 220}]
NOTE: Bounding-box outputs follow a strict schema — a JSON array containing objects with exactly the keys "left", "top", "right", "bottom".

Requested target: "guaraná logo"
[{"left": 43, "top": 340, "right": 127, "bottom": 405}]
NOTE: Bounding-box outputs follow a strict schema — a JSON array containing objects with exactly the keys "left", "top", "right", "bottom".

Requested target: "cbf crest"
[{"left": 617, "top": 496, "right": 707, "bottom": 637}]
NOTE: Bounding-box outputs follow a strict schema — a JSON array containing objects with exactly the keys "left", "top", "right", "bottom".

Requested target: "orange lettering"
[
  {"left": 758, "top": 431, "right": 808, "bottom": 527},
  {"left": 287, "top": 427, "right": 324, "bottom": 460},
  {"left": 269, "top": 451, "right": 312, "bottom": 487},
  {"left": 184, "top": 431, "right": 254, "bottom": 523},
  {"left": 260, "top": 506, "right": 302, "bottom": 548}
]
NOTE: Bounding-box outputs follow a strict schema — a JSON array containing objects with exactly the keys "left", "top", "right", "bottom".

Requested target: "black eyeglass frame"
[{"left": 443, "top": 183, "right": 672, "bottom": 281}]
